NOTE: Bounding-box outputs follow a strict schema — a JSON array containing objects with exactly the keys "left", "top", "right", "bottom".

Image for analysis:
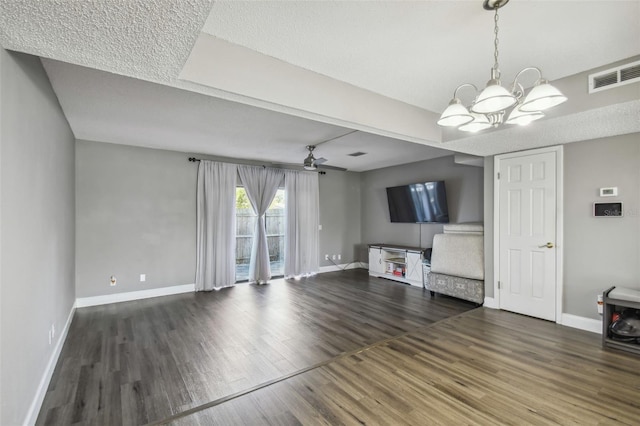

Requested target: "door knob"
[{"left": 539, "top": 242, "right": 554, "bottom": 248}]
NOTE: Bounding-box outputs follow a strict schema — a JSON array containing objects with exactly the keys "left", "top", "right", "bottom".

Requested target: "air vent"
[
  {"left": 593, "top": 71, "right": 617, "bottom": 89},
  {"left": 589, "top": 60, "right": 640, "bottom": 93},
  {"left": 621, "top": 64, "right": 640, "bottom": 81},
  {"left": 348, "top": 152, "right": 367, "bottom": 157}
]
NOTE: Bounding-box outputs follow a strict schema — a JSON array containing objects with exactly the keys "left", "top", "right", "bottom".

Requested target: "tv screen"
[{"left": 386, "top": 181, "right": 449, "bottom": 223}]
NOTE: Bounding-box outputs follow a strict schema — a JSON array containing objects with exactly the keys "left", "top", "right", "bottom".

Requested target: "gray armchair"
[{"left": 426, "top": 223, "right": 484, "bottom": 304}]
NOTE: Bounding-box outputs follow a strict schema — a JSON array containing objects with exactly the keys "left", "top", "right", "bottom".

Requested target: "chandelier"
[{"left": 437, "top": 0, "right": 567, "bottom": 132}]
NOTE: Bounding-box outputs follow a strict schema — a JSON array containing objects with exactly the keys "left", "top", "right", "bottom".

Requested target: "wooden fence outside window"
[{"left": 235, "top": 208, "right": 285, "bottom": 265}]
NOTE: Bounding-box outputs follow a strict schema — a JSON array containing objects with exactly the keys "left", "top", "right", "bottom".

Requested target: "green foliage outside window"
[{"left": 236, "top": 187, "right": 285, "bottom": 210}]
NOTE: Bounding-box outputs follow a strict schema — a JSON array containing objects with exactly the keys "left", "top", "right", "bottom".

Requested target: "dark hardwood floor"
[
  {"left": 38, "top": 269, "right": 640, "bottom": 425},
  {"left": 37, "top": 269, "right": 475, "bottom": 425},
  {"left": 168, "top": 308, "right": 640, "bottom": 426}
]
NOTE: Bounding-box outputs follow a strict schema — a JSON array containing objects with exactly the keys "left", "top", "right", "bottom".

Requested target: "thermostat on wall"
[
  {"left": 594, "top": 202, "right": 623, "bottom": 217},
  {"left": 600, "top": 187, "right": 618, "bottom": 197}
]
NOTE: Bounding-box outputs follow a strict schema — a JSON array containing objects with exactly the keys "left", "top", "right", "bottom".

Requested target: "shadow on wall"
[
  {"left": 445, "top": 177, "right": 463, "bottom": 224},
  {"left": 355, "top": 244, "right": 369, "bottom": 264}
]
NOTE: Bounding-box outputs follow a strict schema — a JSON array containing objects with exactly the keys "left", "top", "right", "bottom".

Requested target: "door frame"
[{"left": 493, "top": 145, "right": 564, "bottom": 323}]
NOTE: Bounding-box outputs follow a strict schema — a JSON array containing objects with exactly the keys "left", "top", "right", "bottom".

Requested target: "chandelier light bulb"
[
  {"left": 458, "top": 113, "right": 492, "bottom": 132},
  {"left": 437, "top": 98, "right": 474, "bottom": 127},
  {"left": 471, "top": 79, "right": 517, "bottom": 114},
  {"left": 506, "top": 105, "right": 545, "bottom": 126},
  {"left": 519, "top": 79, "right": 568, "bottom": 112}
]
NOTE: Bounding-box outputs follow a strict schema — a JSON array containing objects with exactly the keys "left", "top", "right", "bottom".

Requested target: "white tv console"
[{"left": 368, "top": 244, "right": 424, "bottom": 287}]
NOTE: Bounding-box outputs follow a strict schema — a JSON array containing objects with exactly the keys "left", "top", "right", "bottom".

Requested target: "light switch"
[{"left": 140, "top": 274, "right": 146, "bottom": 282}]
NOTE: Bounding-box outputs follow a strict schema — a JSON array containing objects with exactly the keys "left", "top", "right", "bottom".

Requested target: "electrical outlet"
[
  {"left": 338, "top": 254, "right": 341, "bottom": 260},
  {"left": 52, "top": 324, "right": 55, "bottom": 339},
  {"left": 110, "top": 275, "right": 117, "bottom": 286},
  {"left": 48, "top": 329, "right": 52, "bottom": 345},
  {"left": 325, "top": 254, "right": 329, "bottom": 260},
  {"left": 140, "top": 274, "right": 146, "bottom": 282},
  {"left": 332, "top": 254, "right": 337, "bottom": 260}
]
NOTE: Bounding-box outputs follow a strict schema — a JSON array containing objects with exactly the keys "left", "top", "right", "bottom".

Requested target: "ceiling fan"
[
  {"left": 303, "top": 145, "right": 322, "bottom": 170},
  {"left": 301, "top": 130, "right": 360, "bottom": 171},
  {"left": 302, "top": 145, "right": 347, "bottom": 171},
  {"left": 271, "top": 130, "right": 356, "bottom": 172}
]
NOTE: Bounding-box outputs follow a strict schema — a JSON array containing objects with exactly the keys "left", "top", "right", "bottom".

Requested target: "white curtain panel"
[
  {"left": 195, "top": 160, "right": 238, "bottom": 291},
  {"left": 284, "top": 170, "right": 320, "bottom": 278},
  {"left": 238, "top": 165, "right": 285, "bottom": 284}
]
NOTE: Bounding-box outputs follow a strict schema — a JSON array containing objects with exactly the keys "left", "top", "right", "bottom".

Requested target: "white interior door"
[{"left": 497, "top": 147, "right": 560, "bottom": 321}]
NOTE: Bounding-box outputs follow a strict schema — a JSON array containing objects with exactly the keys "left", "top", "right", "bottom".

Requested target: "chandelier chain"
[{"left": 493, "top": 8, "right": 500, "bottom": 72}]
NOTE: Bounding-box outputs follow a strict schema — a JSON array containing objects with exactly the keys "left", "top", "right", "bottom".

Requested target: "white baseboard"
[
  {"left": 483, "top": 296, "right": 498, "bottom": 309},
  {"left": 560, "top": 313, "right": 602, "bottom": 334},
  {"left": 319, "top": 262, "right": 366, "bottom": 274},
  {"left": 481, "top": 301, "right": 601, "bottom": 335},
  {"left": 76, "top": 284, "right": 195, "bottom": 308},
  {"left": 24, "top": 301, "right": 76, "bottom": 426}
]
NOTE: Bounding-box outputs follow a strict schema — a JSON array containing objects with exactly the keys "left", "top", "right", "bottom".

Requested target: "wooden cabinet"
[
  {"left": 405, "top": 252, "right": 423, "bottom": 284},
  {"left": 368, "top": 246, "right": 384, "bottom": 275},
  {"left": 368, "top": 244, "right": 424, "bottom": 287}
]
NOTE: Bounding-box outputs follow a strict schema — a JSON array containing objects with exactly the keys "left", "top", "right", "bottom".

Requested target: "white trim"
[
  {"left": 483, "top": 297, "right": 498, "bottom": 309},
  {"left": 494, "top": 146, "right": 564, "bottom": 322},
  {"left": 318, "top": 262, "right": 365, "bottom": 274},
  {"left": 493, "top": 155, "right": 501, "bottom": 310},
  {"left": 555, "top": 147, "right": 565, "bottom": 323},
  {"left": 24, "top": 301, "right": 76, "bottom": 426},
  {"left": 560, "top": 314, "right": 602, "bottom": 334},
  {"left": 76, "top": 284, "right": 195, "bottom": 308}
]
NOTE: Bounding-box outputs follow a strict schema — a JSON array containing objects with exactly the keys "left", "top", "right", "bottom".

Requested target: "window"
[{"left": 235, "top": 187, "right": 285, "bottom": 282}]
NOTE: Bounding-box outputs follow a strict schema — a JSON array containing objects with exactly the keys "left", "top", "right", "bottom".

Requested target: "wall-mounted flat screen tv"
[{"left": 386, "top": 181, "right": 449, "bottom": 223}]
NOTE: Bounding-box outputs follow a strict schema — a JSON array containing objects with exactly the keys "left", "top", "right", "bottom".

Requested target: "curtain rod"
[{"left": 187, "top": 157, "right": 326, "bottom": 174}]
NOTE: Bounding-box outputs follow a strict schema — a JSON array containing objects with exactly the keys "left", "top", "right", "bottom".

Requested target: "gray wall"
[
  {"left": 76, "top": 140, "right": 363, "bottom": 297},
  {"left": 318, "top": 170, "right": 362, "bottom": 267},
  {"left": 564, "top": 134, "right": 640, "bottom": 319},
  {"left": 483, "top": 133, "right": 640, "bottom": 318},
  {"left": 360, "top": 155, "right": 484, "bottom": 258},
  {"left": 550, "top": 55, "right": 640, "bottom": 118},
  {"left": 0, "top": 50, "right": 75, "bottom": 425},
  {"left": 76, "top": 141, "right": 197, "bottom": 298}
]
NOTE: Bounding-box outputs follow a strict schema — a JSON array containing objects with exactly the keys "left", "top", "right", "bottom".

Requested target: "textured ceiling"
[
  {"left": 1, "top": 0, "right": 639, "bottom": 166},
  {"left": 0, "top": 0, "right": 212, "bottom": 82}
]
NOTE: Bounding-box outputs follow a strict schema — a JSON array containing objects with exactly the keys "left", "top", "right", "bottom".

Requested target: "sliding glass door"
[{"left": 235, "top": 187, "right": 285, "bottom": 282}]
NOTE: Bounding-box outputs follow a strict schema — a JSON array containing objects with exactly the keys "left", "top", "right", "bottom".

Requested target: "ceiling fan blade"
[
  {"left": 318, "top": 164, "right": 347, "bottom": 171},
  {"left": 314, "top": 157, "right": 328, "bottom": 165}
]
